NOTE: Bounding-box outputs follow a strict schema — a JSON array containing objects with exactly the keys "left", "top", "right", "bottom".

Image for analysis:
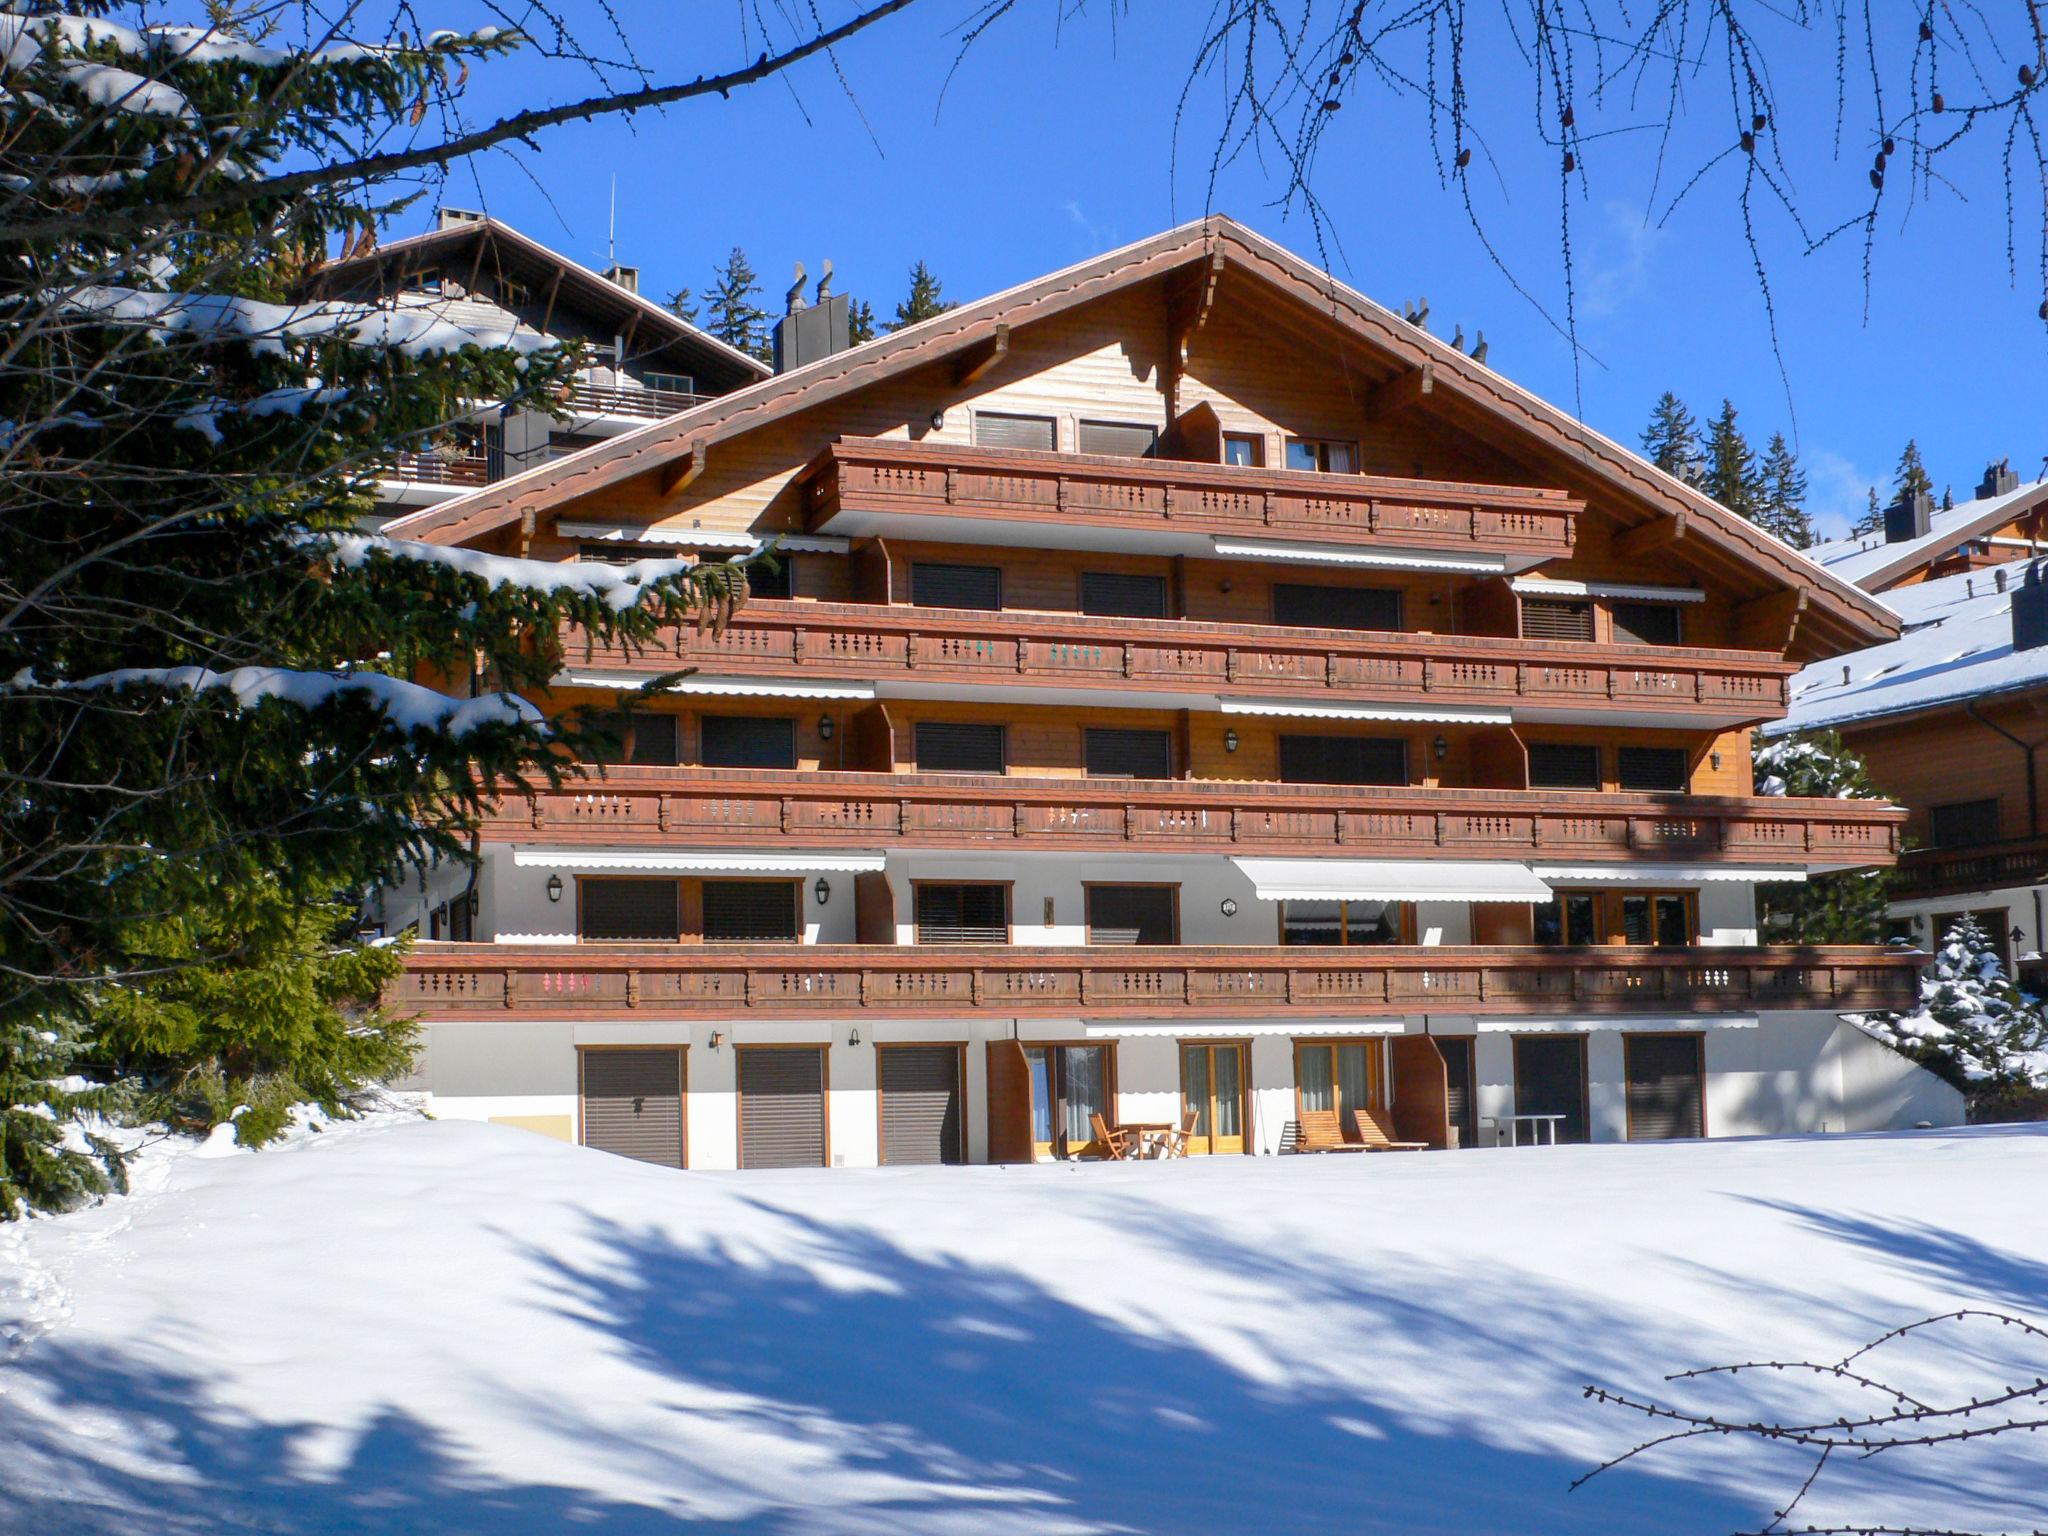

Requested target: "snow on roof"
[
  {"left": 1771, "top": 557, "right": 2048, "bottom": 735},
  {"left": 1805, "top": 479, "right": 2048, "bottom": 588}
]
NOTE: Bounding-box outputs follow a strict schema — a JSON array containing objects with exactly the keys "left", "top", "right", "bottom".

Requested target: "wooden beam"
[
  {"left": 1167, "top": 249, "right": 1226, "bottom": 357},
  {"left": 1612, "top": 511, "right": 1685, "bottom": 559},
  {"left": 1362, "top": 361, "right": 1434, "bottom": 421},
  {"left": 954, "top": 323, "right": 1009, "bottom": 385},
  {"left": 538, "top": 266, "right": 564, "bottom": 334},
  {"left": 1732, "top": 587, "right": 1808, "bottom": 654},
  {"left": 659, "top": 440, "right": 708, "bottom": 497}
]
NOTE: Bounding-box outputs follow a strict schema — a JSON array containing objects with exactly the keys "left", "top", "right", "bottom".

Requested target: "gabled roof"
[
  {"left": 1772, "top": 559, "right": 2048, "bottom": 735},
  {"left": 382, "top": 215, "right": 1898, "bottom": 654},
  {"left": 309, "top": 214, "right": 771, "bottom": 392},
  {"left": 1806, "top": 479, "right": 2048, "bottom": 591}
]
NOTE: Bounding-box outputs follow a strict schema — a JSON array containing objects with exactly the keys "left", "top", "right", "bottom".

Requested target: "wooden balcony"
[
  {"left": 561, "top": 601, "right": 1798, "bottom": 724},
  {"left": 562, "top": 381, "right": 711, "bottom": 419},
  {"left": 394, "top": 943, "right": 1922, "bottom": 1020},
  {"left": 486, "top": 768, "right": 1903, "bottom": 868},
  {"left": 806, "top": 437, "right": 1580, "bottom": 560},
  {"left": 1891, "top": 834, "right": 2048, "bottom": 901},
  {"left": 378, "top": 450, "right": 490, "bottom": 487}
]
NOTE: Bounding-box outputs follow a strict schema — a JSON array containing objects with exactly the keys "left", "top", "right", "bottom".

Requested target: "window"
[
  {"left": 643, "top": 371, "right": 696, "bottom": 395},
  {"left": 914, "top": 884, "right": 1009, "bottom": 944},
  {"left": 1295, "top": 1041, "right": 1382, "bottom": 1119},
  {"left": 1284, "top": 438, "right": 1356, "bottom": 473},
  {"left": 1083, "top": 727, "right": 1174, "bottom": 778},
  {"left": 1617, "top": 747, "right": 1689, "bottom": 793},
  {"left": 1527, "top": 743, "right": 1602, "bottom": 790},
  {"left": 1521, "top": 597, "right": 1595, "bottom": 642},
  {"left": 1279, "top": 735, "right": 1407, "bottom": 786},
  {"left": 1512, "top": 1035, "right": 1589, "bottom": 1143},
  {"left": 580, "top": 878, "right": 682, "bottom": 942},
  {"left": 579, "top": 542, "right": 686, "bottom": 565},
  {"left": 414, "top": 266, "right": 443, "bottom": 292},
  {"left": 427, "top": 903, "right": 444, "bottom": 941},
  {"left": 1621, "top": 892, "right": 1696, "bottom": 947},
  {"left": 731, "top": 554, "right": 791, "bottom": 599},
  {"left": 447, "top": 891, "right": 475, "bottom": 943},
  {"left": 1077, "top": 420, "right": 1158, "bottom": 458},
  {"left": 1079, "top": 571, "right": 1168, "bottom": 618},
  {"left": 700, "top": 715, "right": 796, "bottom": 770},
  {"left": 1223, "top": 434, "right": 1264, "bottom": 467},
  {"left": 911, "top": 561, "right": 1002, "bottom": 611},
  {"left": 1611, "top": 602, "right": 1683, "bottom": 646},
  {"left": 1086, "top": 885, "right": 1178, "bottom": 945},
  {"left": 973, "top": 411, "right": 1056, "bottom": 450},
  {"left": 1025, "top": 1044, "right": 1114, "bottom": 1158},
  {"left": 1272, "top": 582, "right": 1402, "bottom": 632},
  {"left": 1929, "top": 798, "right": 2001, "bottom": 847},
  {"left": 915, "top": 720, "right": 1006, "bottom": 774},
  {"left": 1280, "top": 900, "right": 1405, "bottom": 946},
  {"left": 1534, "top": 893, "right": 1599, "bottom": 946},
  {"left": 701, "top": 881, "right": 800, "bottom": 942},
  {"left": 587, "top": 712, "right": 680, "bottom": 767}
]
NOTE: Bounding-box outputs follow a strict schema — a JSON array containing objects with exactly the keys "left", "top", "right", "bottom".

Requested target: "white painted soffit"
[
  {"left": 554, "top": 672, "right": 876, "bottom": 701},
  {"left": 556, "top": 521, "right": 849, "bottom": 555},
  {"left": 1475, "top": 1015, "right": 1762, "bottom": 1033},
  {"left": 1532, "top": 864, "right": 1809, "bottom": 885},
  {"left": 511, "top": 849, "right": 887, "bottom": 873},
  {"left": 1209, "top": 537, "right": 1507, "bottom": 575},
  {"left": 1084, "top": 1019, "right": 1407, "bottom": 1038},
  {"left": 1510, "top": 576, "right": 1706, "bottom": 603},
  {"left": 1231, "top": 857, "right": 1554, "bottom": 904},
  {"left": 1218, "top": 698, "right": 1513, "bottom": 726}
]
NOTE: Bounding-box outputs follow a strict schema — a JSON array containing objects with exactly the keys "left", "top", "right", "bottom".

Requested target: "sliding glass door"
[
  {"left": 1180, "top": 1043, "right": 1246, "bottom": 1155},
  {"left": 1024, "top": 1044, "right": 1113, "bottom": 1159},
  {"left": 1294, "top": 1040, "right": 1385, "bottom": 1123}
]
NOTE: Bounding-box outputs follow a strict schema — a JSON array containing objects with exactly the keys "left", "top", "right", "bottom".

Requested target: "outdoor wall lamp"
[
  {"left": 1710, "top": 750, "right": 1723, "bottom": 771},
  {"left": 1224, "top": 728, "right": 1239, "bottom": 753},
  {"left": 1220, "top": 898, "right": 1239, "bottom": 917},
  {"left": 1433, "top": 735, "right": 1448, "bottom": 761},
  {"left": 545, "top": 874, "right": 564, "bottom": 903},
  {"left": 818, "top": 714, "right": 835, "bottom": 741},
  {"left": 848, "top": 1027, "right": 862, "bottom": 1047},
  {"left": 814, "top": 876, "right": 832, "bottom": 905},
  {"left": 708, "top": 1030, "right": 724, "bottom": 1051},
  {"left": 929, "top": 409, "right": 946, "bottom": 431}
]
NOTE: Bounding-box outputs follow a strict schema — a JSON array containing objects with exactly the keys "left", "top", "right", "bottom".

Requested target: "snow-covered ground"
[{"left": 3, "top": 1115, "right": 2044, "bottom": 1535}]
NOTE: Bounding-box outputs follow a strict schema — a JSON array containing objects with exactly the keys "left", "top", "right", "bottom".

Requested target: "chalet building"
[
  {"left": 305, "top": 209, "right": 768, "bottom": 524},
  {"left": 1807, "top": 462, "right": 2048, "bottom": 594},
  {"left": 375, "top": 217, "right": 1959, "bottom": 1169},
  {"left": 1775, "top": 556, "right": 2048, "bottom": 990}
]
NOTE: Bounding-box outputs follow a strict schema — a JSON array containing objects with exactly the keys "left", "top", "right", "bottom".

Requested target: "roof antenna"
[{"left": 607, "top": 175, "right": 617, "bottom": 273}]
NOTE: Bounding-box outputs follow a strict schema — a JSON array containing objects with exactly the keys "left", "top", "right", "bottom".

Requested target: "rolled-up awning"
[
  {"left": 1218, "top": 698, "right": 1512, "bottom": 726},
  {"left": 1231, "top": 857, "right": 1553, "bottom": 904},
  {"left": 1209, "top": 537, "right": 1506, "bottom": 576},
  {"left": 511, "top": 849, "right": 886, "bottom": 873},
  {"left": 555, "top": 671, "right": 876, "bottom": 701},
  {"left": 1531, "top": 864, "right": 1807, "bottom": 885}
]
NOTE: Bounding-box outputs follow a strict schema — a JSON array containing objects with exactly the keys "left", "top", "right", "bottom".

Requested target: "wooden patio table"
[{"left": 1118, "top": 1122, "right": 1177, "bottom": 1159}]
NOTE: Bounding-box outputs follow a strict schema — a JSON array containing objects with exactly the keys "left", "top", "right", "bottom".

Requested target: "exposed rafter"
[
  {"left": 954, "top": 323, "right": 1009, "bottom": 385},
  {"left": 1613, "top": 513, "right": 1686, "bottom": 559},
  {"left": 659, "top": 440, "right": 708, "bottom": 496},
  {"left": 1362, "top": 362, "right": 1434, "bottom": 422}
]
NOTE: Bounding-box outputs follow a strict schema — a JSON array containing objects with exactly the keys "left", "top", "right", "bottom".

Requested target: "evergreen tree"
[
  {"left": 1852, "top": 485, "right": 1884, "bottom": 537},
  {"left": 1700, "top": 399, "right": 1763, "bottom": 523},
  {"left": 1755, "top": 432, "right": 1816, "bottom": 548},
  {"left": 704, "top": 247, "right": 770, "bottom": 360},
  {"left": 1640, "top": 391, "right": 1704, "bottom": 484},
  {"left": 888, "top": 260, "right": 954, "bottom": 331},
  {"left": 1863, "top": 916, "right": 2048, "bottom": 1099},
  {"left": 1893, "top": 437, "right": 1934, "bottom": 501},
  {"left": 0, "top": 17, "right": 744, "bottom": 1214},
  {"left": 848, "top": 297, "right": 877, "bottom": 345},
  {"left": 1752, "top": 733, "right": 1894, "bottom": 943},
  {"left": 664, "top": 286, "right": 699, "bottom": 325}
]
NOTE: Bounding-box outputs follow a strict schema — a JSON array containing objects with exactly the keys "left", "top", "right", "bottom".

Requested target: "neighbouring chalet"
[
  {"left": 1807, "top": 461, "right": 2048, "bottom": 594},
  {"left": 1776, "top": 555, "right": 2048, "bottom": 989},
  {"left": 305, "top": 209, "right": 768, "bottom": 523},
  {"left": 375, "top": 216, "right": 1960, "bottom": 1169}
]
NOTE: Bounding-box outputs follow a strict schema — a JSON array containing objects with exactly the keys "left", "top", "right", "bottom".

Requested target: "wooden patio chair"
[
  {"left": 1351, "top": 1107, "right": 1429, "bottom": 1152},
  {"left": 1088, "top": 1112, "right": 1140, "bottom": 1161},
  {"left": 1157, "top": 1108, "right": 1199, "bottom": 1158},
  {"left": 1294, "top": 1108, "right": 1369, "bottom": 1153}
]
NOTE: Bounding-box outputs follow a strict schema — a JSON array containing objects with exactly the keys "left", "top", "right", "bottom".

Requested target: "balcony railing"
[
  {"left": 807, "top": 437, "right": 1581, "bottom": 558},
  {"left": 394, "top": 943, "right": 1922, "bottom": 1019},
  {"left": 486, "top": 768, "right": 1903, "bottom": 867},
  {"left": 1891, "top": 834, "right": 2048, "bottom": 900},
  {"left": 562, "top": 601, "right": 1798, "bottom": 721},
  {"left": 562, "top": 382, "right": 712, "bottom": 420},
  {"left": 378, "top": 450, "right": 490, "bottom": 487}
]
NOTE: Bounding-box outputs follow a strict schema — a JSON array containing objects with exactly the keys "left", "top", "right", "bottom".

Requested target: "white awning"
[
  {"left": 1476, "top": 1015, "right": 1761, "bottom": 1033},
  {"left": 1085, "top": 1019, "right": 1407, "bottom": 1039},
  {"left": 1511, "top": 576, "right": 1705, "bottom": 603},
  {"left": 511, "top": 849, "right": 886, "bottom": 873},
  {"left": 1531, "top": 864, "right": 1808, "bottom": 885},
  {"left": 556, "top": 521, "right": 849, "bottom": 554},
  {"left": 555, "top": 671, "right": 876, "bottom": 701},
  {"left": 1231, "top": 857, "right": 1553, "bottom": 904},
  {"left": 1210, "top": 537, "right": 1506, "bottom": 576},
  {"left": 1219, "top": 698, "right": 1512, "bottom": 726}
]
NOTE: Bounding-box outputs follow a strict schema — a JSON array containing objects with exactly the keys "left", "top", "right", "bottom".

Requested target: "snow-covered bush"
[
  {"left": 1753, "top": 731, "right": 1895, "bottom": 944},
  {"left": 1859, "top": 916, "right": 2048, "bottom": 1101}
]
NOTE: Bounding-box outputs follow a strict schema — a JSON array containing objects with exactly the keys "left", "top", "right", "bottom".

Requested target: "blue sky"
[{"left": 427, "top": 2, "right": 2048, "bottom": 538}]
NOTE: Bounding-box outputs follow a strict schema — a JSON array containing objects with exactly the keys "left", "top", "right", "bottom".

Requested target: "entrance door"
[
  {"left": 1436, "top": 1036, "right": 1477, "bottom": 1150},
  {"left": 1625, "top": 1033, "right": 1706, "bottom": 1141},
  {"left": 879, "top": 1045, "right": 965, "bottom": 1165},
  {"left": 737, "top": 1047, "right": 827, "bottom": 1168},
  {"left": 580, "top": 1048, "right": 684, "bottom": 1168},
  {"left": 1180, "top": 1043, "right": 1247, "bottom": 1155},
  {"left": 1024, "top": 1044, "right": 1113, "bottom": 1158},
  {"left": 1511, "top": 1035, "right": 1589, "bottom": 1144}
]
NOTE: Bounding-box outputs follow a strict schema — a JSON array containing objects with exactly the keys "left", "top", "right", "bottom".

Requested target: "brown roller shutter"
[
  {"left": 738, "top": 1048, "right": 826, "bottom": 1168},
  {"left": 1076, "top": 420, "right": 1159, "bottom": 458},
  {"left": 581, "top": 1048, "right": 684, "bottom": 1168},
  {"left": 973, "top": 411, "right": 1056, "bottom": 450},
  {"left": 1625, "top": 1034, "right": 1705, "bottom": 1141},
  {"left": 911, "top": 562, "right": 1003, "bottom": 611},
  {"left": 1083, "top": 727, "right": 1174, "bottom": 778},
  {"left": 879, "top": 1046, "right": 964, "bottom": 1165},
  {"left": 580, "top": 878, "right": 681, "bottom": 941},
  {"left": 1079, "top": 571, "right": 1168, "bottom": 618},
  {"left": 915, "top": 720, "right": 1006, "bottom": 774},
  {"left": 1521, "top": 597, "right": 1594, "bottom": 641}
]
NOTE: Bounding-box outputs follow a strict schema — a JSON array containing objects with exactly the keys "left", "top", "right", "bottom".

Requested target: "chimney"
[
  {"left": 2014, "top": 561, "right": 2048, "bottom": 652},
  {"left": 438, "top": 207, "right": 486, "bottom": 230},
  {"left": 603, "top": 263, "right": 639, "bottom": 295},
  {"left": 1978, "top": 457, "right": 2020, "bottom": 500},
  {"left": 1884, "top": 488, "right": 1934, "bottom": 544},
  {"left": 772, "top": 259, "right": 850, "bottom": 373}
]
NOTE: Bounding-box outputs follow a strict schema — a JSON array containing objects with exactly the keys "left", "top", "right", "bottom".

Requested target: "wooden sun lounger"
[
  {"left": 1294, "top": 1108, "right": 1370, "bottom": 1153},
  {"left": 1351, "top": 1107, "right": 1429, "bottom": 1152}
]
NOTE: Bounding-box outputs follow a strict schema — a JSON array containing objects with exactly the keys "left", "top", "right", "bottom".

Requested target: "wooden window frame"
[
  {"left": 1290, "top": 1037, "right": 1389, "bottom": 1123},
  {"left": 700, "top": 878, "right": 804, "bottom": 944},
  {"left": 1535, "top": 890, "right": 1602, "bottom": 946},
  {"left": 875, "top": 1041, "right": 970, "bottom": 1166},
  {"left": 1609, "top": 601, "right": 1684, "bottom": 647},
  {"left": 910, "top": 881, "right": 1014, "bottom": 945},
  {"left": 1618, "top": 889, "right": 1699, "bottom": 948},
  {"left": 577, "top": 1044, "right": 688, "bottom": 1167},
  {"left": 1082, "top": 882, "right": 1182, "bottom": 946},
  {"left": 1520, "top": 596, "right": 1596, "bottom": 642},
  {"left": 1022, "top": 1039, "right": 1120, "bottom": 1160},
  {"left": 1177, "top": 1038, "right": 1253, "bottom": 1156},
  {"left": 575, "top": 874, "right": 682, "bottom": 944},
  {"left": 1622, "top": 1031, "right": 1708, "bottom": 1143},
  {"left": 1221, "top": 433, "right": 1264, "bottom": 468},
  {"left": 1509, "top": 1032, "right": 1592, "bottom": 1145},
  {"left": 1526, "top": 741, "right": 1604, "bottom": 791},
  {"left": 1431, "top": 1033, "right": 1480, "bottom": 1151},
  {"left": 1276, "top": 900, "right": 1414, "bottom": 946},
  {"left": 971, "top": 409, "right": 1058, "bottom": 451},
  {"left": 1076, "top": 419, "right": 1161, "bottom": 458},
  {"left": 733, "top": 1043, "right": 830, "bottom": 1170},
  {"left": 1928, "top": 797, "right": 2001, "bottom": 848},
  {"left": 1283, "top": 437, "right": 1358, "bottom": 474},
  {"left": 1616, "top": 745, "right": 1692, "bottom": 794}
]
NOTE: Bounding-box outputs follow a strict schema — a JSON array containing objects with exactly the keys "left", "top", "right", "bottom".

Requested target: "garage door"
[
  {"left": 1625, "top": 1034, "right": 1705, "bottom": 1141},
  {"left": 879, "top": 1046, "right": 964, "bottom": 1165},
  {"left": 581, "top": 1048, "right": 684, "bottom": 1168},
  {"left": 738, "top": 1048, "right": 827, "bottom": 1168}
]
